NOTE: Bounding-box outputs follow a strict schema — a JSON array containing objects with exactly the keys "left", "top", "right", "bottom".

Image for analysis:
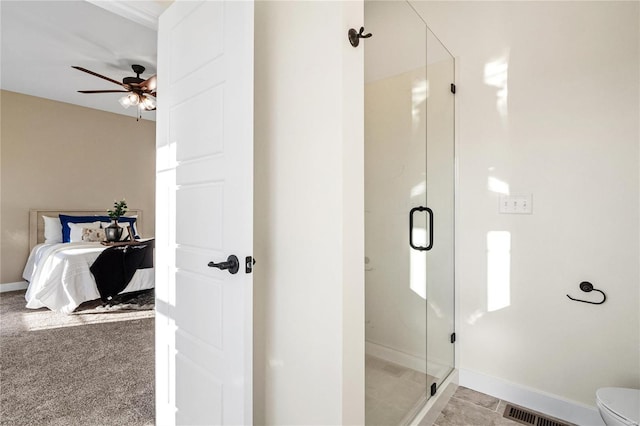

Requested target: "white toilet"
[{"left": 596, "top": 387, "right": 640, "bottom": 426}]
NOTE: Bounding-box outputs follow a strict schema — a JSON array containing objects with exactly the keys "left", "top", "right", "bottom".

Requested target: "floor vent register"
[{"left": 503, "top": 404, "right": 575, "bottom": 426}]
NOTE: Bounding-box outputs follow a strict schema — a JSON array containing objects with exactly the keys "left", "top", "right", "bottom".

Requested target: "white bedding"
[{"left": 23, "top": 242, "right": 154, "bottom": 314}]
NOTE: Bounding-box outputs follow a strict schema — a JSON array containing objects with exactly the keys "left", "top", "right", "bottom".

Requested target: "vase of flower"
[
  {"left": 105, "top": 199, "right": 128, "bottom": 242},
  {"left": 104, "top": 221, "right": 122, "bottom": 242}
]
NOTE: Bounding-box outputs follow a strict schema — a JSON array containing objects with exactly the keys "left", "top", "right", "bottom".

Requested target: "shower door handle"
[{"left": 409, "top": 206, "right": 433, "bottom": 251}]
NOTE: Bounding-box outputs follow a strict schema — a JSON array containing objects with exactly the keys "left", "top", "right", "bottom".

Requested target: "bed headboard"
[{"left": 29, "top": 209, "right": 143, "bottom": 251}]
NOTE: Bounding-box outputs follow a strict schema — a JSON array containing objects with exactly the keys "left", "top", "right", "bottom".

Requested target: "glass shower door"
[
  {"left": 364, "top": 1, "right": 429, "bottom": 424},
  {"left": 425, "top": 28, "right": 456, "bottom": 395},
  {"left": 364, "top": 2, "right": 455, "bottom": 424}
]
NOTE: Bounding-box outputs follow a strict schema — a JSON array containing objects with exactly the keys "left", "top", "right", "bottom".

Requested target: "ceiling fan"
[{"left": 72, "top": 64, "right": 157, "bottom": 113}]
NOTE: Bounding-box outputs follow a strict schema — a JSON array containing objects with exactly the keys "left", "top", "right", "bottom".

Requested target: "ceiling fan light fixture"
[
  {"left": 128, "top": 92, "right": 140, "bottom": 105},
  {"left": 74, "top": 65, "right": 157, "bottom": 117},
  {"left": 140, "top": 94, "right": 156, "bottom": 111},
  {"left": 119, "top": 92, "right": 141, "bottom": 109},
  {"left": 118, "top": 95, "right": 132, "bottom": 108}
]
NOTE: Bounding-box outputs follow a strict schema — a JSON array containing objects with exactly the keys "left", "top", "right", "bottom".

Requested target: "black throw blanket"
[{"left": 90, "top": 241, "right": 154, "bottom": 301}]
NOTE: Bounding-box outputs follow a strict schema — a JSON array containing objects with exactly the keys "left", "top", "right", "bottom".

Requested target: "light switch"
[{"left": 499, "top": 194, "right": 533, "bottom": 214}]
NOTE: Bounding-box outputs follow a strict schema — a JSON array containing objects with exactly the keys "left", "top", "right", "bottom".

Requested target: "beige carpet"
[{"left": 0, "top": 290, "right": 155, "bottom": 425}]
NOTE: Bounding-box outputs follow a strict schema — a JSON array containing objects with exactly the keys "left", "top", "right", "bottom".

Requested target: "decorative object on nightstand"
[{"left": 105, "top": 199, "right": 128, "bottom": 242}]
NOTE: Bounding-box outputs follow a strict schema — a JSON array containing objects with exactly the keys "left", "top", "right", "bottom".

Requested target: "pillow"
[
  {"left": 82, "top": 228, "right": 106, "bottom": 242},
  {"left": 59, "top": 214, "right": 139, "bottom": 242},
  {"left": 59, "top": 215, "right": 105, "bottom": 243},
  {"left": 68, "top": 221, "right": 102, "bottom": 243},
  {"left": 43, "top": 216, "right": 63, "bottom": 244},
  {"left": 101, "top": 222, "right": 134, "bottom": 241}
]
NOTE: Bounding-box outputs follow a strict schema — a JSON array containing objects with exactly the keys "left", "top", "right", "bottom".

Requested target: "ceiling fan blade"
[
  {"left": 72, "top": 66, "right": 124, "bottom": 87},
  {"left": 140, "top": 75, "right": 157, "bottom": 92},
  {"left": 78, "top": 90, "right": 130, "bottom": 94}
]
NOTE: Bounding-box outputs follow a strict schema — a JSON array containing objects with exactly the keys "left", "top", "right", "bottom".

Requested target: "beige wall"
[{"left": 0, "top": 90, "right": 156, "bottom": 285}]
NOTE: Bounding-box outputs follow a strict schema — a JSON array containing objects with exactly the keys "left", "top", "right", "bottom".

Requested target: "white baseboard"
[
  {"left": 366, "top": 340, "right": 426, "bottom": 373},
  {"left": 459, "top": 368, "right": 604, "bottom": 426},
  {"left": 365, "top": 341, "right": 450, "bottom": 378},
  {"left": 0, "top": 281, "right": 28, "bottom": 293}
]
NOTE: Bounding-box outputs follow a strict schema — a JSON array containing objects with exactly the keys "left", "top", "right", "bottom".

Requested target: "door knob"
[{"left": 208, "top": 255, "right": 239, "bottom": 274}]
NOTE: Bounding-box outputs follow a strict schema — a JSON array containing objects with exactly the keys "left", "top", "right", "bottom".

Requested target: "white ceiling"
[{"left": 1, "top": 1, "right": 170, "bottom": 121}]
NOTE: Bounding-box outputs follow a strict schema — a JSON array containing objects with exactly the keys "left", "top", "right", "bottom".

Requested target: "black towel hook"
[
  {"left": 567, "top": 281, "right": 606, "bottom": 305},
  {"left": 348, "top": 27, "right": 372, "bottom": 47}
]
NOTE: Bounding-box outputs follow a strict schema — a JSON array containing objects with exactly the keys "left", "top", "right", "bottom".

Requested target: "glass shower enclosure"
[{"left": 364, "top": 1, "right": 455, "bottom": 424}]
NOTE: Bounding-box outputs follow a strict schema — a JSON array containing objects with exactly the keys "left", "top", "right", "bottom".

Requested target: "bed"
[{"left": 23, "top": 209, "right": 155, "bottom": 314}]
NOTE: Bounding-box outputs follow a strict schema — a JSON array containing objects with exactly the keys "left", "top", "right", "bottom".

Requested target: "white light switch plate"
[{"left": 499, "top": 194, "right": 533, "bottom": 214}]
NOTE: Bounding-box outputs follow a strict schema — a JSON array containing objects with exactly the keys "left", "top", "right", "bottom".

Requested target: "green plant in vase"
[{"left": 105, "top": 199, "right": 128, "bottom": 242}]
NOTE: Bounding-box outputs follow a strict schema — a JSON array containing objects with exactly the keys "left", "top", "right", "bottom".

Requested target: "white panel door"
[{"left": 156, "top": 1, "right": 253, "bottom": 425}]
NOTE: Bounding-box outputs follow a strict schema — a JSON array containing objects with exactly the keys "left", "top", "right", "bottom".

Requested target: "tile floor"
[
  {"left": 366, "top": 355, "right": 554, "bottom": 426},
  {"left": 366, "top": 355, "right": 432, "bottom": 425},
  {"left": 425, "top": 386, "right": 522, "bottom": 426},
  {"left": 366, "top": 355, "right": 437, "bottom": 425}
]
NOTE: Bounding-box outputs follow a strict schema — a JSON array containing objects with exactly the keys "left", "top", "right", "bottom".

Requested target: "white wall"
[
  {"left": 253, "top": 1, "right": 364, "bottom": 424},
  {"left": 412, "top": 0, "right": 640, "bottom": 408}
]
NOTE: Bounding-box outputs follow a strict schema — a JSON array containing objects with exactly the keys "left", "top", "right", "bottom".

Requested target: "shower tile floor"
[
  {"left": 366, "top": 355, "right": 435, "bottom": 425},
  {"left": 366, "top": 356, "right": 561, "bottom": 426}
]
